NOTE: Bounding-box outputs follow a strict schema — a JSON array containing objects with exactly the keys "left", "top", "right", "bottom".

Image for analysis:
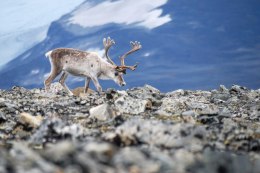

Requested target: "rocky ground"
[{"left": 0, "top": 83, "right": 260, "bottom": 173}]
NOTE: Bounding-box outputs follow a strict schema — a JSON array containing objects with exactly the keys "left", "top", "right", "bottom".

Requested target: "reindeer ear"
[
  {"left": 115, "top": 66, "right": 126, "bottom": 74},
  {"left": 115, "top": 66, "right": 122, "bottom": 71}
]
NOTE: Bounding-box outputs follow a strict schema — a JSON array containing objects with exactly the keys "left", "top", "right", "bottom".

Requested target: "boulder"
[
  {"left": 89, "top": 103, "right": 115, "bottom": 121},
  {"left": 18, "top": 112, "right": 43, "bottom": 128},
  {"left": 115, "top": 95, "right": 149, "bottom": 115}
]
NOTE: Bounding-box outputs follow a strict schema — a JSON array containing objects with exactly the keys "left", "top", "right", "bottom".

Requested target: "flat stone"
[
  {"left": 219, "top": 84, "right": 229, "bottom": 92},
  {"left": 182, "top": 110, "right": 196, "bottom": 117},
  {"left": 84, "top": 142, "right": 115, "bottom": 157},
  {"left": 89, "top": 103, "right": 115, "bottom": 121},
  {"left": 115, "top": 96, "right": 148, "bottom": 115},
  {"left": 0, "top": 111, "right": 7, "bottom": 122},
  {"left": 166, "top": 89, "right": 185, "bottom": 97},
  {"left": 113, "top": 147, "right": 160, "bottom": 173},
  {"left": 18, "top": 112, "right": 43, "bottom": 128}
]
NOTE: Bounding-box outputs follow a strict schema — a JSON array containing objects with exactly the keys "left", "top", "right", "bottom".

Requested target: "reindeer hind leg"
[{"left": 44, "top": 58, "right": 62, "bottom": 91}]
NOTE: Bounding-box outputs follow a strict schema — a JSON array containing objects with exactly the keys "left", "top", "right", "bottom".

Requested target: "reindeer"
[{"left": 44, "top": 37, "right": 142, "bottom": 95}]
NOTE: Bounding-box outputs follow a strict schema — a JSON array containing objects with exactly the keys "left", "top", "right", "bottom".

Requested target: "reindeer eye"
[{"left": 114, "top": 72, "right": 119, "bottom": 76}]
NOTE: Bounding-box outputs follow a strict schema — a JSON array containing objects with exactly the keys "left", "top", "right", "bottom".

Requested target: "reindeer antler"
[
  {"left": 116, "top": 41, "right": 142, "bottom": 73},
  {"left": 103, "top": 37, "right": 116, "bottom": 66}
]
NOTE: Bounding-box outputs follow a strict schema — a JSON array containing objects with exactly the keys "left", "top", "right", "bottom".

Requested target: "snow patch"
[
  {"left": 21, "top": 52, "right": 32, "bottom": 60},
  {"left": 30, "top": 69, "right": 40, "bottom": 75},
  {"left": 87, "top": 47, "right": 103, "bottom": 57},
  {"left": 69, "top": 0, "right": 171, "bottom": 29},
  {"left": 144, "top": 52, "right": 151, "bottom": 57},
  {"left": 44, "top": 73, "right": 49, "bottom": 79},
  {"left": 70, "top": 77, "right": 85, "bottom": 82},
  {"left": 0, "top": 0, "right": 85, "bottom": 66}
]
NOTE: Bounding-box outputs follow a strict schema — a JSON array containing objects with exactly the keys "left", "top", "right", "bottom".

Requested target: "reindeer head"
[{"left": 102, "top": 37, "right": 142, "bottom": 87}]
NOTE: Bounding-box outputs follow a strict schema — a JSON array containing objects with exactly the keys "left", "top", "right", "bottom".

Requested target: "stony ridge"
[{"left": 0, "top": 83, "right": 260, "bottom": 173}]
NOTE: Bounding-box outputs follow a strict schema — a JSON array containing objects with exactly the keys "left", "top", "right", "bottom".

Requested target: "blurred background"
[{"left": 0, "top": 0, "right": 259, "bottom": 92}]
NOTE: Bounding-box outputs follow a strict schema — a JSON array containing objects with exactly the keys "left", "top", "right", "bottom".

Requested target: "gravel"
[{"left": 0, "top": 83, "right": 260, "bottom": 173}]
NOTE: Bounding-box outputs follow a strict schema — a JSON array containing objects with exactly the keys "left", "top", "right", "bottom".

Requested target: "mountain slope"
[{"left": 0, "top": 0, "right": 85, "bottom": 66}]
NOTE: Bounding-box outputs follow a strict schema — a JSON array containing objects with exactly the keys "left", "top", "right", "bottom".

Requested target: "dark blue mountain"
[{"left": 0, "top": 0, "right": 259, "bottom": 92}]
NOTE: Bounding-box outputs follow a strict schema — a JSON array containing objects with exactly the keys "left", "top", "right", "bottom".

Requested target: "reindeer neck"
[{"left": 99, "top": 58, "right": 115, "bottom": 72}]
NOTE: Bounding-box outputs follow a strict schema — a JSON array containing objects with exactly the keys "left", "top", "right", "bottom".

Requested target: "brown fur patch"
[
  {"left": 51, "top": 48, "right": 90, "bottom": 59},
  {"left": 72, "top": 87, "right": 94, "bottom": 97},
  {"left": 49, "top": 48, "right": 90, "bottom": 69}
]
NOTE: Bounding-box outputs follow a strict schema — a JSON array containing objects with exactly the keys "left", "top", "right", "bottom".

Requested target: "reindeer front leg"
[
  {"left": 59, "top": 72, "right": 73, "bottom": 96},
  {"left": 91, "top": 77, "right": 102, "bottom": 94},
  {"left": 84, "top": 77, "right": 91, "bottom": 93}
]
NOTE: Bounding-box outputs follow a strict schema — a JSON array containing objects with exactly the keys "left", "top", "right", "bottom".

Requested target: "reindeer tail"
[{"left": 45, "top": 51, "right": 52, "bottom": 58}]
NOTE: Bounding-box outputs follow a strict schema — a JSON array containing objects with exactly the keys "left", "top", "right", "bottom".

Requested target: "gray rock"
[
  {"left": 0, "top": 111, "right": 6, "bottom": 121},
  {"left": 115, "top": 95, "right": 148, "bottom": 114},
  {"left": 113, "top": 147, "right": 160, "bottom": 173},
  {"left": 89, "top": 103, "right": 115, "bottom": 121},
  {"left": 219, "top": 107, "right": 232, "bottom": 117},
  {"left": 75, "top": 154, "right": 109, "bottom": 173},
  {"left": 166, "top": 89, "right": 185, "bottom": 97},
  {"left": 48, "top": 82, "right": 67, "bottom": 94},
  {"left": 0, "top": 98, "right": 6, "bottom": 108},
  {"left": 127, "top": 85, "right": 161, "bottom": 99},
  {"left": 159, "top": 91, "right": 218, "bottom": 116},
  {"left": 171, "top": 149, "right": 196, "bottom": 173},
  {"left": 84, "top": 141, "right": 115, "bottom": 155},
  {"left": 71, "top": 112, "right": 89, "bottom": 119},
  {"left": 188, "top": 149, "right": 259, "bottom": 173},
  {"left": 211, "top": 92, "right": 230, "bottom": 102},
  {"left": 79, "top": 100, "right": 87, "bottom": 105},
  {"left": 181, "top": 110, "right": 196, "bottom": 123},
  {"left": 83, "top": 141, "right": 116, "bottom": 163},
  {"left": 58, "top": 124, "right": 85, "bottom": 138},
  {"left": 10, "top": 142, "right": 59, "bottom": 173},
  {"left": 219, "top": 84, "right": 229, "bottom": 92},
  {"left": 105, "top": 117, "right": 206, "bottom": 151},
  {"left": 187, "top": 102, "right": 219, "bottom": 115},
  {"left": 159, "top": 97, "right": 187, "bottom": 115},
  {"left": 230, "top": 85, "right": 248, "bottom": 94},
  {"left": 126, "top": 85, "right": 163, "bottom": 109},
  {"left": 30, "top": 118, "right": 85, "bottom": 145},
  {"left": 144, "top": 84, "right": 161, "bottom": 93},
  {"left": 0, "top": 120, "right": 16, "bottom": 134},
  {"left": 0, "top": 150, "right": 9, "bottom": 173},
  {"left": 18, "top": 112, "right": 43, "bottom": 128},
  {"left": 63, "top": 166, "right": 83, "bottom": 173},
  {"left": 182, "top": 110, "right": 196, "bottom": 117},
  {"left": 43, "top": 141, "right": 76, "bottom": 162},
  {"left": 142, "top": 148, "right": 175, "bottom": 172}
]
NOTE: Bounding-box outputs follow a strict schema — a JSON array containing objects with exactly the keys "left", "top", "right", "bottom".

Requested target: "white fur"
[{"left": 45, "top": 50, "right": 52, "bottom": 58}]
